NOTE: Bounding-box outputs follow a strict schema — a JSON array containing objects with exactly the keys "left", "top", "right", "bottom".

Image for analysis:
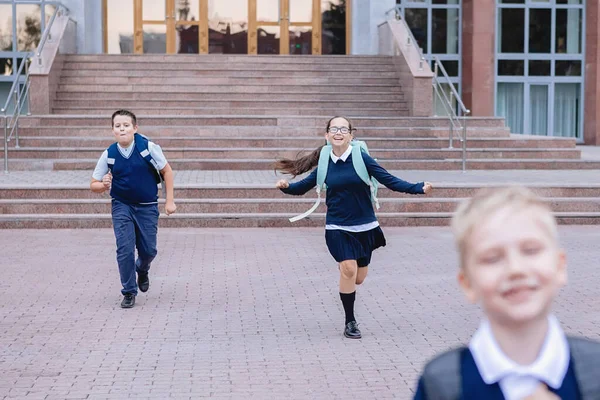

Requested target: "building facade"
[{"left": 1, "top": 0, "right": 599, "bottom": 143}]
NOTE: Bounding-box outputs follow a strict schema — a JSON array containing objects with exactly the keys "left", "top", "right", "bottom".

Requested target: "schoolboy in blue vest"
[
  {"left": 413, "top": 187, "right": 600, "bottom": 400},
  {"left": 90, "top": 110, "right": 176, "bottom": 308}
]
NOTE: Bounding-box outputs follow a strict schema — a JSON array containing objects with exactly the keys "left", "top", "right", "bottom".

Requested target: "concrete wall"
[
  {"left": 61, "top": 0, "right": 103, "bottom": 54},
  {"left": 352, "top": 0, "right": 396, "bottom": 55}
]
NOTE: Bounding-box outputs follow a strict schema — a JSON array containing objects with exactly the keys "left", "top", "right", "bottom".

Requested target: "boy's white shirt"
[
  {"left": 92, "top": 140, "right": 167, "bottom": 181},
  {"left": 469, "top": 314, "right": 570, "bottom": 400}
]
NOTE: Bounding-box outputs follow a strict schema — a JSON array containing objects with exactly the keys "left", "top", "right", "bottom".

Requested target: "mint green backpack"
[{"left": 289, "top": 140, "right": 380, "bottom": 223}]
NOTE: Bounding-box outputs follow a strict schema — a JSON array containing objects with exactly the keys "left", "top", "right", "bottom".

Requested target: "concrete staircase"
[
  {"left": 1, "top": 181, "right": 599, "bottom": 228},
  {"left": 2, "top": 54, "right": 599, "bottom": 227}
]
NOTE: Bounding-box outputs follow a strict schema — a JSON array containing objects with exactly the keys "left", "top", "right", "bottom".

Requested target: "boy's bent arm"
[
  {"left": 90, "top": 178, "right": 107, "bottom": 193},
  {"left": 160, "top": 164, "right": 175, "bottom": 200}
]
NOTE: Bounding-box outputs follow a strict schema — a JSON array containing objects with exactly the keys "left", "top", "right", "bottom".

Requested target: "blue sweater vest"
[
  {"left": 107, "top": 141, "right": 158, "bottom": 204},
  {"left": 414, "top": 348, "right": 582, "bottom": 400}
]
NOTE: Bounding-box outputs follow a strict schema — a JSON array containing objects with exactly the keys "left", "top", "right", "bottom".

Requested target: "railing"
[
  {"left": 386, "top": 5, "right": 471, "bottom": 172},
  {"left": 1, "top": 1, "right": 70, "bottom": 173}
]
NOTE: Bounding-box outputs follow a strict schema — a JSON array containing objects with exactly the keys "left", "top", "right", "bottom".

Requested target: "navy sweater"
[
  {"left": 108, "top": 142, "right": 158, "bottom": 204},
  {"left": 413, "top": 348, "right": 581, "bottom": 400},
  {"left": 281, "top": 151, "right": 425, "bottom": 225}
]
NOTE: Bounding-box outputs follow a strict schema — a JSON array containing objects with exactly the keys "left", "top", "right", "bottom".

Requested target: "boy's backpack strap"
[
  {"left": 421, "top": 347, "right": 463, "bottom": 400},
  {"left": 134, "top": 133, "right": 160, "bottom": 180},
  {"left": 350, "top": 143, "right": 380, "bottom": 210},
  {"left": 567, "top": 336, "right": 600, "bottom": 400},
  {"left": 134, "top": 133, "right": 166, "bottom": 198},
  {"left": 106, "top": 143, "right": 118, "bottom": 174},
  {"left": 289, "top": 145, "right": 331, "bottom": 223}
]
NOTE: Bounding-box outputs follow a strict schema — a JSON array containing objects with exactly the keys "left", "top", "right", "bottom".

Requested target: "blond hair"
[{"left": 451, "top": 186, "right": 558, "bottom": 268}]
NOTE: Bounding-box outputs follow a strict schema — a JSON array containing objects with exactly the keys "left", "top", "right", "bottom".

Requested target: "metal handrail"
[
  {"left": 36, "top": 2, "right": 76, "bottom": 66},
  {"left": 386, "top": 5, "right": 471, "bottom": 172},
  {"left": 2, "top": 1, "right": 70, "bottom": 173}
]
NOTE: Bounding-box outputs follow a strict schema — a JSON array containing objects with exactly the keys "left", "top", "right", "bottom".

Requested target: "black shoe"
[
  {"left": 137, "top": 271, "right": 149, "bottom": 293},
  {"left": 121, "top": 293, "right": 135, "bottom": 308},
  {"left": 344, "top": 321, "right": 362, "bottom": 339}
]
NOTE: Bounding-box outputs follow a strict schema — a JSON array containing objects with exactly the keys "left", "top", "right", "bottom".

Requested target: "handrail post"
[
  {"left": 449, "top": 91, "right": 454, "bottom": 148},
  {"left": 449, "top": 118, "right": 454, "bottom": 149},
  {"left": 462, "top": 110, "right": 470, "bottom": 173},
  {"left": 3, "top": 116, "right": 8, "bottom": 174},
  {"left": 13, "top": 87, "right": 20, "bottom": 148},
  {"left": 26, "top": 58, "right": 31, "bottom": 116}
]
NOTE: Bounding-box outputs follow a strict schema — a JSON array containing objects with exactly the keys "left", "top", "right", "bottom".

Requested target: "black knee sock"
[{"left": 340, "top": 291, "right": 356, "bottom": 324}]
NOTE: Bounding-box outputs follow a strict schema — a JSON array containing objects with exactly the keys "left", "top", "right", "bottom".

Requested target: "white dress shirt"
[
  {"left": 469, "top": 315, "right": 570, "bottom": 400},
  {"left": 92, "top": 140, "right": 167, "bottom": 181}
]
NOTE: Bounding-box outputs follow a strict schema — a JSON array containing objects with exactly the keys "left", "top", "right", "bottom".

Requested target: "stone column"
[
  {"left": 461, "top": 0, "right": 495, "bottom": 116},
  {"left": 584, "top": 0, "right": 600, "bottom": 144}
]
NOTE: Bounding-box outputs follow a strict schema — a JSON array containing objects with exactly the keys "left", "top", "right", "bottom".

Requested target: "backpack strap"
[
  {"left": 134, "top": 133, "right": 167, "bottom": 199},
  {"left": 421, "top": 347, "right": 463, "bottom": 400},
  {"left": 106, "top": 143, "right": 117, "bottom": 175},
  {"left": 567, "top": 336, "right": 600, "bottom": 400},
  {"left": 289, "top": 145, "right": 331, "bottom": 223},
  {"left": 350, "top": 144, "right": 380, "bottom": 210}
]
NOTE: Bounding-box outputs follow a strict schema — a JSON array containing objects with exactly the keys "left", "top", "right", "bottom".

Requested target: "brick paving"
[
  {"left": 1, "top": 169, "right": 599, "bottom": 187},
  {"left": 1, "top": 226, "right": 599, "bottom": 399}
]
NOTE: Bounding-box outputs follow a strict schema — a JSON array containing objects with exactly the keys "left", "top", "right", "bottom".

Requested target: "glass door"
[
  {"left": 134, "top": 0, "right": 174, "bottom": 53},
  {"left": 134, "top": 0, "right": 209, "bottom": 54},
  {"left": 128, "top": 0, "right": 323, "bottom": 55},
  {"left": 527, "top": 83, "right": 550, "bottom": 136},
  {"left": 249, "top": 0, "right": 320, "bottom": 55}
]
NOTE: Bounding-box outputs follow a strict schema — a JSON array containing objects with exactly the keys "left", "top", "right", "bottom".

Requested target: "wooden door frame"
[
  {"left": 103, "top": 0, "right": 351, "bottom": 55},
  {"left": 248, "top": 0, "right": 327, "bottom": 55}
]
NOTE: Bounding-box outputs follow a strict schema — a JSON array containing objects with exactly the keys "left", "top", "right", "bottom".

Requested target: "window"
[
  {"left": 495, "top": 0, "right": 585, "bottom": 140},
  {"left": 396, "top": 0, "right": 462, "bottom": 111}
]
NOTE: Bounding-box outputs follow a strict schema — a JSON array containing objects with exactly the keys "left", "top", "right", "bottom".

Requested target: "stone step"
[
  {"left": 56, "top": 83, "right": 403, "bottom": 93},
  {"left": 15, "top": 136, "right": 575, "bottom": 149},
  {"left": 0, "top": 212, "right": 598, "bottom": 229},
  {"left": 64, "top": 54, "right": 395, "bottom": 64},
  {"left": 60, "top": 69, "right": 401, "bottom": 78},
  {"left": 14, "top": 126, "right": 511, "bottom": 138},
  {"left": 3, "top": 147, "right": 582, "bottom": 160},
  {"left": 54, "top": 91, "right": 405, "bottom": 101},
  {"left": 1, "top": 197, "right": 598, "bottom": 214},
  {"left": 61, "top": 62, "right": 398, "bottom": 72},
  {"left": 51, "top": 107, "right": 409, "bottom": 117},
  {"left": 2, "top": 185, "right": 598, "bottom": 200},
  {"left": 52, "top": 99, "right": 408, "bottom": 109},
  {"left": 59, "top": 76, "right": 401, "bottom": 85},
  {"left": 3, "top": 158, "right": 599, "bottom": 171},
  {"left": 18, "top": 116, "right": 507, "bottom": 128}
]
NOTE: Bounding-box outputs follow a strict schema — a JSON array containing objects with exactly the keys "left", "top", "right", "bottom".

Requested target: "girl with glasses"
[{"left": 273, "top": 116, "right": 433, "bottom": 339}]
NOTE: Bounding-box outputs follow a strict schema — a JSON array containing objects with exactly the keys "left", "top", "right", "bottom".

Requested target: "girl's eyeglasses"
[{"left": 328, "top": 127, "right": 354, "bottom": 134}]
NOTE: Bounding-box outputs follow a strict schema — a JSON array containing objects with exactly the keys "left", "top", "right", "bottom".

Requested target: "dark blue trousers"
[{"left": 111, "top": 199, "right": 159, "bottom": 295}]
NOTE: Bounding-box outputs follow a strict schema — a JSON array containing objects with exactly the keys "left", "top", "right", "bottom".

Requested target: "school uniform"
[
  {"left": 414, "top": 315, "right": 591, "bottom": 400},
  {"left": 92, "top": 136, "right": 167, "bottom": 296},
  {"left": 281, "top": 145, "right": 425, "bottom": 266}
]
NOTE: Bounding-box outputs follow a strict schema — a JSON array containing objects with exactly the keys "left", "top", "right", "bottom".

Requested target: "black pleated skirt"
[{"left": 325, "top": 226, "right": 386, "bottom": 267}]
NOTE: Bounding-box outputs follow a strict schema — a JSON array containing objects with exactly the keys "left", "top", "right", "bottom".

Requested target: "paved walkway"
[
  {"left": 1, "top": 227, "right": 599, "bottom": 399},
  {"left": 1, "top": 169, "right": 599, "bottom": 187}
]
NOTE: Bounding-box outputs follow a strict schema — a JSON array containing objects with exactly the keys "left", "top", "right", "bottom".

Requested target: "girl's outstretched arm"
[
  {"left": 277, "top": 168, "right": 318, "bottom": 196},
  {"left": 363, "top": 153, "right": 427, "bottom": 195}
]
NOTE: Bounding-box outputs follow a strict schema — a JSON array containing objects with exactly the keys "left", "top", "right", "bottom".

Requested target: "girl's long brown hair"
[{"left": 272, "top": 116, "right": 354, "bottom": 177}]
